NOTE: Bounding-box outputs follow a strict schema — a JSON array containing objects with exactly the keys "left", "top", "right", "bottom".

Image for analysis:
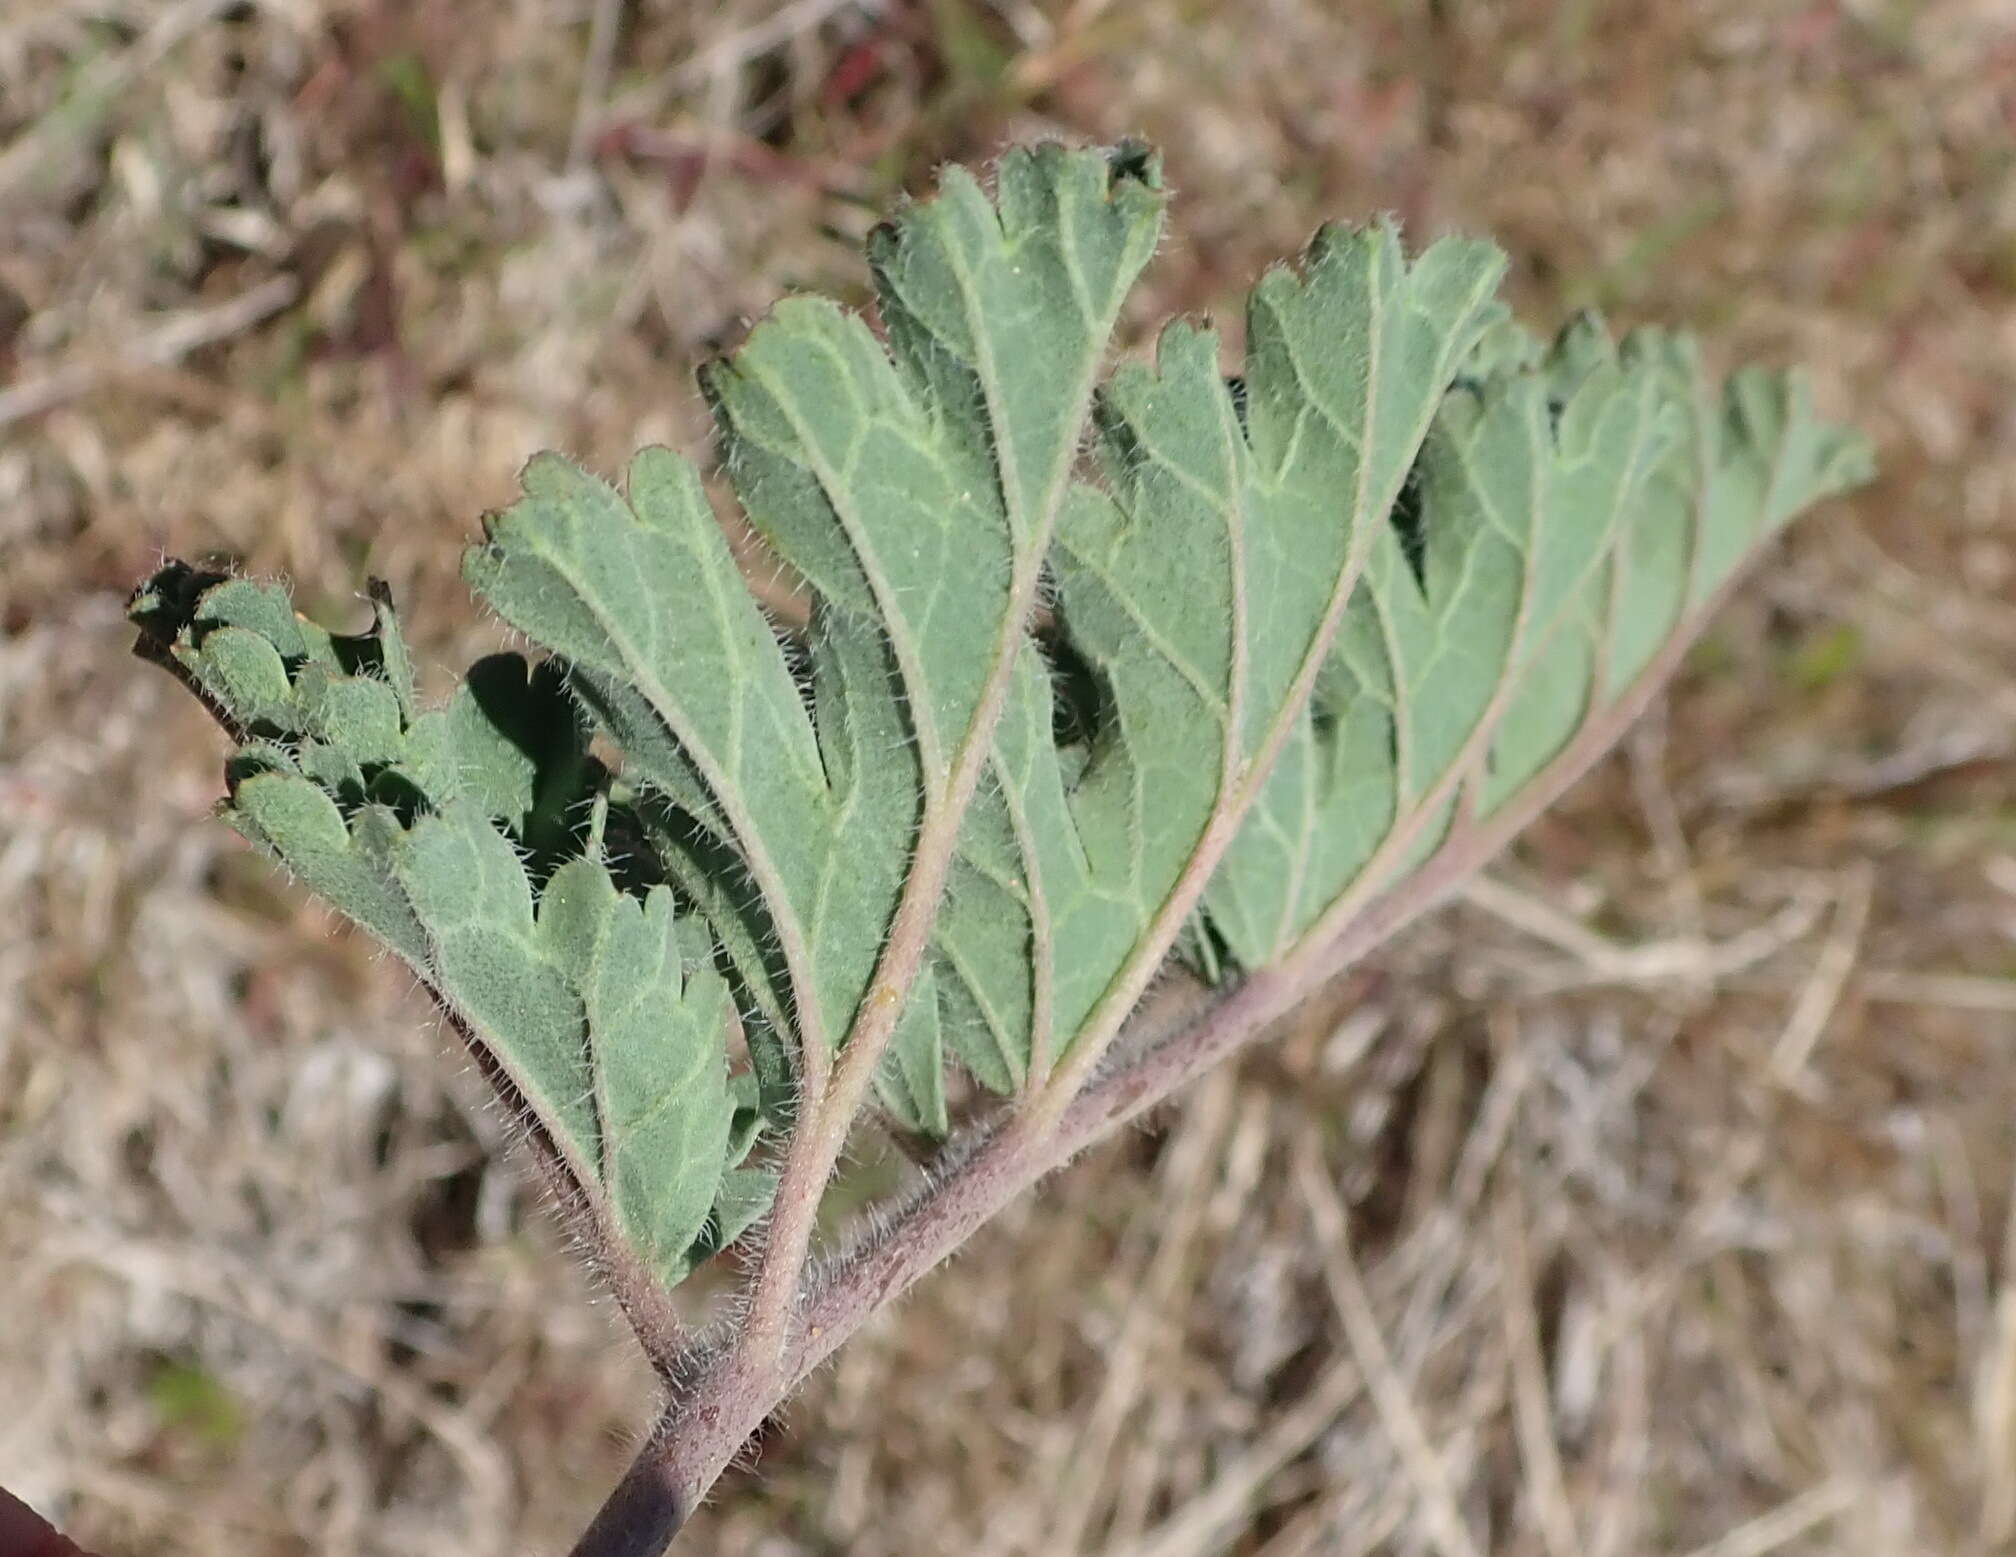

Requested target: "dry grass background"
[{"left": 4, "top": 1, "right": 2015, "bottom": 1553}]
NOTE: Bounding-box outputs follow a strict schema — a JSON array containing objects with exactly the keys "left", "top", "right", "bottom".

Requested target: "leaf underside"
[{"left": 132, "top": 142, "right": 1871, "bottom": 1301}]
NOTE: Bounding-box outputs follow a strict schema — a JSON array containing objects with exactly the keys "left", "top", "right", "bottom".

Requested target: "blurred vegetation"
[{"left": 3, "top": 3, "right": 2015, "bottom": 1555}]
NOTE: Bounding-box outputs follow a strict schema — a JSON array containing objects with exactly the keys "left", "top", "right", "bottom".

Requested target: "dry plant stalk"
[{"left": 128, "top": 141, "right": 1869, "bottom": 1555}]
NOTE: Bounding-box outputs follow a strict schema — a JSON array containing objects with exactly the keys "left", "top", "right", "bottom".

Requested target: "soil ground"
[{"left": 5, "top": 2, "right": 2016, "bottom": 1553}]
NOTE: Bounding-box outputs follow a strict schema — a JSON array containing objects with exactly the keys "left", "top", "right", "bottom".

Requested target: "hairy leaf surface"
[
  {"left": 130, "top": 564, "right": 747, "bottom": 1284},
  {"left": 135, "top": 142, "right": 1870, "bottom": 1314}
]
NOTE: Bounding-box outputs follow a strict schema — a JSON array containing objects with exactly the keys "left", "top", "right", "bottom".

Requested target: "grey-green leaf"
[
  {"left": 136, "top": 141, "right": 1869, "bottom": 1309},
  {"left": 948, "top": 225, "right": 1507, "bottom": 1071},
  {"left": 1206, "top": 317, "right": 1871, "bottom": 969},
  {"left": 468, "top": 143, "right": 1168, "bottom": 1103},
  {"left": 130, "top": 565, "right": 752, "bottom": 1290}
]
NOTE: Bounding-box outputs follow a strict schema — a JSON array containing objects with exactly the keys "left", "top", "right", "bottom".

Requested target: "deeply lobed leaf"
[
  {"left": 135, "top": 142, "right": 1871, "bottom": 1317},
  {"left": 129, "top": 563, "right": 756, "bottom": 1286},
  {"left": 1208, "top": 319, "right": 1868, "bottom": 966}
]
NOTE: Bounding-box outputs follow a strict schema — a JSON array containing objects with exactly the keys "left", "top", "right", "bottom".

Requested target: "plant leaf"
[
  {"left": 136, "top": 141, "right": 1869, "bottom": 1313},
  {"left": 129, "top": 567, "right": 742, "bottom": 1286},
  {"left": 1206, "top": 319, "right": 1874, "bottom": 965},
  {"left": 951, "top": 227, "right": 1508, "bottom": 1077},
  {"left": 464, "top": 144, "right": 1169, "bottom": 1086},
  {"left": 466, "top": 189, "right": 1513, "bottom": 1136}
]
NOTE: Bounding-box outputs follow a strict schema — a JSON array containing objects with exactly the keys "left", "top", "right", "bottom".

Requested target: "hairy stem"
[
  {"left": 566, "top": 1439, "right": 688, "bottom": 1557},
  {"left": 574, "top": 562, "right": 1737, "bottom": 1553},
  {"left": 727, "top": 542, "right": 1053, "bottom": 1392},
  {"left": 783, "top": 563, "right": 1735, "bottom": 1400},
  {"left": 436, "top": 1006, "right": 690, "bottom": 1374},
  {"left": 716, "top": 554, "right": 1065, "bottom": 1436},
  {"left": 724, "top": 234, "right": 1142, "bottom": 1397}
]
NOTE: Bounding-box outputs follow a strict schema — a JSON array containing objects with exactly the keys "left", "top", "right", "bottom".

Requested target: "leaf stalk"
[{"left": 573, "top": 567, "right": 1744, "bottom": 1553}]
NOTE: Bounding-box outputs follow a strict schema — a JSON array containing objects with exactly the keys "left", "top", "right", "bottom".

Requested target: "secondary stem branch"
[{"left": 578, "top": 577, "right": 1748, "bottom": 1553}]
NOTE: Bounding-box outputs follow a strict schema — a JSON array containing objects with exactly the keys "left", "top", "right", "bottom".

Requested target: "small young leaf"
[{"left": 130, "top": 568, "right": 751, "bottom": 1290}]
